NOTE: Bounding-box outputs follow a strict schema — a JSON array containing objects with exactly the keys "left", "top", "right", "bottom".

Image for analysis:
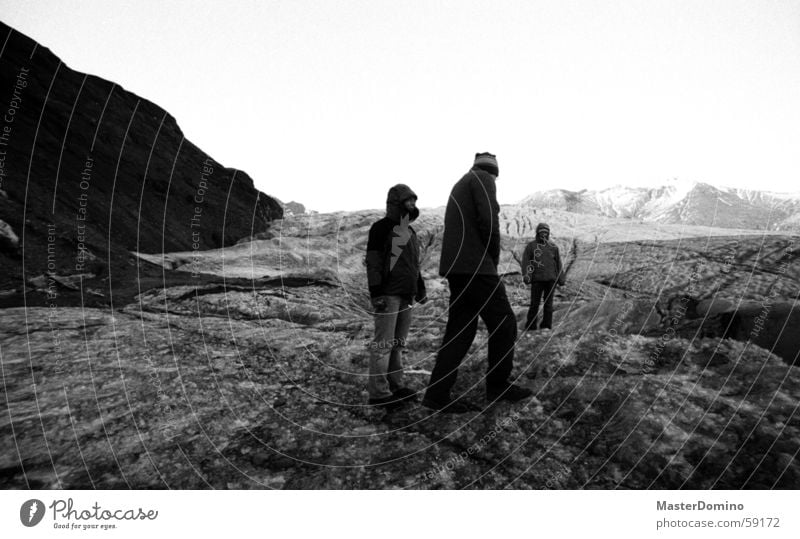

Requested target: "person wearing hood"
[
  {"left": 422, "top": 153, "right": 532, "bottom": 414},
  {"left": 364, "top": 184, "right": 427, "bottom": 409},
  {"left": 520, "top": 222, "right": 565, "bottom": 331}
]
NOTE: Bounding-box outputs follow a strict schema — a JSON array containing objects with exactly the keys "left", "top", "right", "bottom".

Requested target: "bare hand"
[{"left": 371, "top": 296, "right": 387, "bottom": 312}]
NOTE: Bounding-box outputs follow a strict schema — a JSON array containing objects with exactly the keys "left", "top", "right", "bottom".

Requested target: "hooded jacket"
[
  {"left": 439, "top": 167, "right": 501, "bottom": 276},
  {"left": 365, "top": 184, "right": 426, "bottom": 300},
  {"left": 521, "top": 232, "right": 564, "bottom": 285}
]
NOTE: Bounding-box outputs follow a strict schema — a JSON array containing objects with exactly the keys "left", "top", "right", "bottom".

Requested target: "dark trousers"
[
  {"left": 425, "top": 274, "right": 516, "bottom": 402},
  {"left": 526, "top": 280, "right": 557, "bottom": 330}
]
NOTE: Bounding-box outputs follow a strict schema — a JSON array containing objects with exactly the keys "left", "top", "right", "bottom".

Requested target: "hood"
[
  {"left": 386, "top": 184, "right": 419, "bottom": 222},
  {"left": 536, "top": 222, "right": 550, "bottom": 242}
]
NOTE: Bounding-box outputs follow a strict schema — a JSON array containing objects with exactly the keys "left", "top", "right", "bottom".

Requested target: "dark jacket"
[
  {"left": 521, "top": 239, "right": 564, "bottom": 284},
  {"left": 365, "top": 185, "right": 426, "bottom": 300},
  {"left": 439, "top": 167, "right": 501, "bottom": 276}
]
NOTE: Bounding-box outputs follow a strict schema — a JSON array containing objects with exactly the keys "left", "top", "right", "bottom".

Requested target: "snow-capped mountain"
[{"left": 519, "top": 181, "right": 800, "bottom": 231}]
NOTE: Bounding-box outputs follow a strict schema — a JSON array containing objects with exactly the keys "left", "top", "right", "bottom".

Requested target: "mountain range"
[{"left": 519, "top": 180, "right": 800, "bottom": 231}]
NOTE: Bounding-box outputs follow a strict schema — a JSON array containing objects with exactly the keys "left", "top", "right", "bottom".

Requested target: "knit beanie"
[
  {"left": 473, "top": 152, "right": 499, "bottom": 176},
  {"left": 536, "top": 222, "right": 550, "bottom": 234}
]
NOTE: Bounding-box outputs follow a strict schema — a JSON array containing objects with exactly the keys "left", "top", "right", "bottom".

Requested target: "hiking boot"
[
  {"left": 421, "top": 396, "right": 481, "bottom": 414},
  {"left": 368, "top": 395, "right": 405, "bottom": 411},
  {"left": 486, "top": 383, "right": 533, "bottom": 403},
  {"left": 391, "top": 387, "right": 418, "bottom": 403}
]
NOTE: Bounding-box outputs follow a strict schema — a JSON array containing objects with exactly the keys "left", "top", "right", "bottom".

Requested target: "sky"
[{"left": 2, "top": 0, "right": 799, "bottom": 212}]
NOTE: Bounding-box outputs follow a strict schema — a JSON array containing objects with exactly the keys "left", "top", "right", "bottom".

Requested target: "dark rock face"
[
  {"left": 0, "top": 22, "right": 282, "bottom": 288},
  {"left": 0, "top": 218, "right": 19, "bottom": 252},
  {"left": 715, "top": 304, "right": 800, "bottom": 365}
]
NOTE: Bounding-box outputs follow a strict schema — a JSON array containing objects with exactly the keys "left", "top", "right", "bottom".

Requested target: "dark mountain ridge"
[{"left": 0, "top": 21, "right": 282, "bottom": 290}]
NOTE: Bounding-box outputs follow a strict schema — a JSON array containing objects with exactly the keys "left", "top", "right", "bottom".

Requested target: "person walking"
[
  {"left": 422, "top": 153, "right": 532, "bottom": 413},
  {"left": 364, "top": 184, "right": 427, "bottom": 409},
  {"left": 521, "top": 222, "right": 565, "bottom": 331}
]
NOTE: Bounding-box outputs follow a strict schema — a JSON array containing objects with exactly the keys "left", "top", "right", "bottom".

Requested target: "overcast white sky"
[{"left": 2, "top": 0, "right": 799, "bottom": 211}]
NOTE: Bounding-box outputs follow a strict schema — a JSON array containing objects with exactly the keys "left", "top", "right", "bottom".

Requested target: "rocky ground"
[{"left": 2, "top": 212, "right": 798, "bottom": 489}]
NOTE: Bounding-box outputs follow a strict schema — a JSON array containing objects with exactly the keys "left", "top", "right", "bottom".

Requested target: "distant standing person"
[
  {"left": 521, "top": 222, "right": 565, "bottom": 331},
  {"left": 422, "top": 153, "right": 532, "bottom": 413},
  {"left": 364, "top": 184, "right": 427, "bottom": 409}
]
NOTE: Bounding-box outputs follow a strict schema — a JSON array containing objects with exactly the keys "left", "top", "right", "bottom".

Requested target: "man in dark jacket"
[
  {"left": 422, "top": 153, "right": 532, "bottom": 413},
  {"left": 365, "top": 184, "right": 427, "bottom": 409},
  {"left": 521, "top": 222, "right": 565, "bottom": 331}
]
